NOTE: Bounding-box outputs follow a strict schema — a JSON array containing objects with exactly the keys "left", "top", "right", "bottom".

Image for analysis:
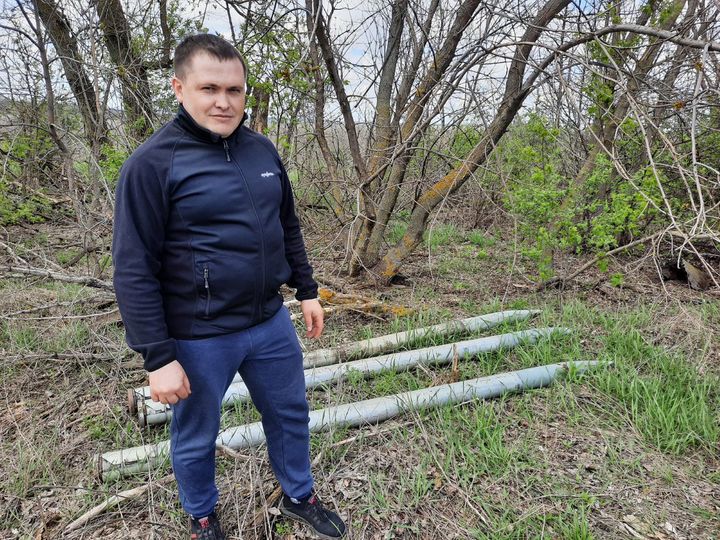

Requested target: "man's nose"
[{"left": 215, "top": 92, "right": 230, "bottom": 109}]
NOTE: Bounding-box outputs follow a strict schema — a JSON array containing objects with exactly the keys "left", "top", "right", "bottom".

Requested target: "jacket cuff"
[
  {"left": 135, "top": 338, "right": 177, "bottom": 372},
  {"left": 295, "top": 284, "right": 319, "bottom": 301}
]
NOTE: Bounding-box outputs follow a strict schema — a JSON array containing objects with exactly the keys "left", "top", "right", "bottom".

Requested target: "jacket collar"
[{"left": 174, "top": 104, "right": 248, "bottom": 143}]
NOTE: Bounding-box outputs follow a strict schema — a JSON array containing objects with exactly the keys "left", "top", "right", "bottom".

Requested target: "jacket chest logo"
[{"left": 261, "top": 171, "right": 275, "bottom": 178}]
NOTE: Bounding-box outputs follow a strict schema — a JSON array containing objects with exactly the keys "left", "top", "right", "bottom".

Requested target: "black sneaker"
[
  {"left": 189, "top": 511, "right": 226, "bottom": 540},
  {"left": 279, "top": 492, "right": 346, "bottom": 539}
]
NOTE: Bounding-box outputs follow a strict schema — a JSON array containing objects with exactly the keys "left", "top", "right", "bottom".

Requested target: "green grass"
[
  {"left": 36, "top": 281, "right": 90, "bottom": 300},
  {"left": 274, "top": 521, "right": 294, "bottom": 535},
  {"left": 592, "top": 337, "right": 719, "bottom": 453},
  {"left": 470, "top": 497, "right": 597, "bottom": 539},
  {"left": 0, "top": 322, "right": 40, "bottom": 351},
  {"left": 387, "top": 220, "right": 408, "bottom": 244},
  {"left": 84, "top": 410, "right": 119, "bottom": 441},
  {"left": 55, "top": 247, "right": 82, "bottom": 266},
  {"left": 45, "top": 321, "right": 91, "bottom": 353},
  {"left": 223, "top": 397, "right": 262, "bottom": 427},
  {"left": 430, "top": 404, "right": 526, "bottom": 484},
  {"left": 3, "top": 259, "right": 719, "bottom": 538},
  {"left": 424, "top": 223, "right": 462, "bottom": 249},
  {"left": 6, "top": 433, "right": 63, "bottom": 499},
  {"left": 549, "top": 302, "right": 720, "bottom": 454},
  {"left": 547, "top": 503, "right": 596, "bottom": 540},
  {"left": 468, "top": 229, "right": 497, "bottom": 248},
  {"left": 0, "top": 320, "right": 92, "bottom": 354}
]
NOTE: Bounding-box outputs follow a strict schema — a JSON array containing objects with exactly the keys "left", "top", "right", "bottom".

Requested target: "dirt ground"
[{"left": 0, "top": 222, "right": 718, "bottom": 539}]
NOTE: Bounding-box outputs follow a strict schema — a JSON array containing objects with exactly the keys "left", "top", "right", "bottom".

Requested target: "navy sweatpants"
[{"left": 170, "top": 306, "right": 314, "bottom": 517}]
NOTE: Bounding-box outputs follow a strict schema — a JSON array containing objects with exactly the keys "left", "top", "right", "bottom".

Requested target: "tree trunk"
[
  {"left": 348, "top": 0, "right": 409, "bottom": 271},
  {"left": 250, "top": 84, "right": 270, "bottom": 134},
  {"left": 375, "top": 0, "right": 572, "bottom": 282},
  {"left": 33, "top": 0, "right": 108, "bottom": 145},
  {"left": 304, "top": 15, "right": 346, "bottom": 220},
  {"left": 350, "top": 0, "right": 483, "bottom": 275},
  {"left": 93, "top": 0, "right": 154, "bottom": 140}
]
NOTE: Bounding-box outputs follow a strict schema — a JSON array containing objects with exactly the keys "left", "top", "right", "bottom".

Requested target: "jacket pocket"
[
  {"left": 197, "top": 262, "right": 213, "bottom": 319},
  {"left": 194, "top": 256, "right": 258, "bottom": 324}
]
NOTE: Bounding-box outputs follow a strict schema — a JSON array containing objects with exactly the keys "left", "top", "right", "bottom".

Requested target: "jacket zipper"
[
  {"left": 223, "top": 149, "right": 266, "bottom": 323},
  {"left": 203, "top": 264, "right": 211, "bottom": 318},
  {"left": 223, "top": 140, "right": 231, "bottom": 162}
]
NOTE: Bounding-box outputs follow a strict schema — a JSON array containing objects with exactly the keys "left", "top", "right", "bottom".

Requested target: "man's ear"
[{"left": 171, "top": 76, "right": 183, "bottom": 103}]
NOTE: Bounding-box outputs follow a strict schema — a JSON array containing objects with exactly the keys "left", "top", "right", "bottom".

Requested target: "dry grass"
[{"left": 0, "top": 223, "right": 718, "bottom": 539}]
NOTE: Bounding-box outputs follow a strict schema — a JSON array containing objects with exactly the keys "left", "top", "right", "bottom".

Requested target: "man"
[{"left": 112, "top": 34, "right": 346, "bottom": 540}]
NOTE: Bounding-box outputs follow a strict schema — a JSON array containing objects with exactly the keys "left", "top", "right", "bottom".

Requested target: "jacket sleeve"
[
  {"left": 112, "top": 155, "right": 176, "bottom": 372},
  {"left": 278, "top": 161, "right": 319, "bottom": 300}
]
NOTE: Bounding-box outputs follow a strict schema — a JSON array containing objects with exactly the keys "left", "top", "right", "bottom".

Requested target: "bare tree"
[
  {"left": 92, "top": 0, "right": 154, "bottom": 139},
  {"left": 298, "top": 0, "right": 718, "bottom": 283},
  {"left": 375, "top": 0, "right": 572, "bottom": 281},
  {"left": 308, "top": 0, "right": 491, "bottom": 275},
  {"left": 2, "top": 0, "right": 717, "bottom": 285},
  {"left": 32, "top": 0, "right": 108, "bottom": 145}
]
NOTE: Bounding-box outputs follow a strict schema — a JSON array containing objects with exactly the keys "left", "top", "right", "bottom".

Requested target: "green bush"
[
  {"left": 0, "top": 133, "right": 52, "bottom": 225},
  {"left": 0, "top": 184, "right": 46, "bottom": 225},
  {"left": 495, "top": 113, "right": 685, "bottom": 278}
]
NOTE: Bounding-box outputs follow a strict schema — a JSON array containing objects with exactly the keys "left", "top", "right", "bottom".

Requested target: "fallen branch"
[
  {"left": 3, "top": 307, "right": 119, "bottom": 321},
  {"left": 250, "top": 422, "right": 407, "bottom": 529},
  {"left": 318, "top": 288, "right": 413, "bottom": 317},
  {"left": 3, "top": 265, "right": 114, "bottom": 291},
  {"left": 537, "top": 232, "right": 661, "bottom": 291},
  {"left": 252, "top": 486, "right": 283, "bottom": 529},
  {"left": 7, "top": 351, "right": 133, "bottom": 364},
  {"left": 1, "top": 294, "right": 116, "bottom": 317},
  {"left": 64, "top": 474, "right": 174, "bottom": 533},
  {"left": 289, "top": 302, "right": 404, "bottom": 322}
]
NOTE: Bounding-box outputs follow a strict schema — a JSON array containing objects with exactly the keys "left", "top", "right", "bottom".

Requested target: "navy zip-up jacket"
[{"left": 112, "top": 106, "right": 318, "bottom": 372}]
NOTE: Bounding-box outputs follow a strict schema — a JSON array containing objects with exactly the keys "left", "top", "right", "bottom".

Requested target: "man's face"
[{"left": 171, "top": 52, "right": 246, "bottom": 138}]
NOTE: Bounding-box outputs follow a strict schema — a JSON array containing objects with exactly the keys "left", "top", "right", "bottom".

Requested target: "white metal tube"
[
  {"left": 128, "top": 309, "right": 540, "bottom": 412},
  {"left": 99, "top": 360, "right": 604, "bottom": 480},
  {"left": 300, "top": 309, "right": 541, "bottom": 368},
  {"left": 129, "top": 309, "right": 541, "bottom": 420},
  {"left": 139, "top": 327, "right": 564, "bottom": 426}
]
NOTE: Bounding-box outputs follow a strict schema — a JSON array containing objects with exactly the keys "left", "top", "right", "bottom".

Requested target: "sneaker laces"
[
  {"left": 307, "top": 495, "right": 343, "bottom": 530},
  {"left": 307, "top": 495, "right": 329, "bottom": 515},
  {"left": 190, "top": 512, "right": 224, "bottom": 540}
]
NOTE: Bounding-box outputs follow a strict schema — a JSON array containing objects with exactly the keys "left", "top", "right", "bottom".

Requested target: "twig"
[
  {"left": 248, "top": 421, "right": 411, "bottom": 529},
  {"left": 217, "top": 444, "right": 246, "bottom": 460},
  {"left": 64, "top": 474, "right": 174, "bottom": 533},
  {"left": 5, "top": 301, "right": 87, "bottom": 317},
  {"left": 2, "top": 307, "right": 119, "bottom": 321},
  {"left": 6, "top": 351, "right": 132, "bottom": 364},
  {"left": 537, "top": 232, "right": 662, "bottom": 291},
  {"left": 451, "top": 343, "right": 459, "bottom": 383},
  {"left": 251, "top": 485, "right": 284, "bottom": 529},
  {"left": 0, "top": 239, "right": 29, "bottom": 266},
  {"left": 3, "top": 265, "right": 114, "bottom": 291}
]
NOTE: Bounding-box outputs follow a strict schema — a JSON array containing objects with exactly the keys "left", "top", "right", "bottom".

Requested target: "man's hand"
[
  {"left": 300, "top": 298, "right": 324, "bottom": 339},
  {"left": 149, "top": 360, "right": 191, "bottom": 405}
]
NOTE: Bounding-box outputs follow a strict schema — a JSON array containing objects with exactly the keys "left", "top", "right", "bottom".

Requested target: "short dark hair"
[{"left": 173, "top": 34, "right": 248, "bottom": 81}]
